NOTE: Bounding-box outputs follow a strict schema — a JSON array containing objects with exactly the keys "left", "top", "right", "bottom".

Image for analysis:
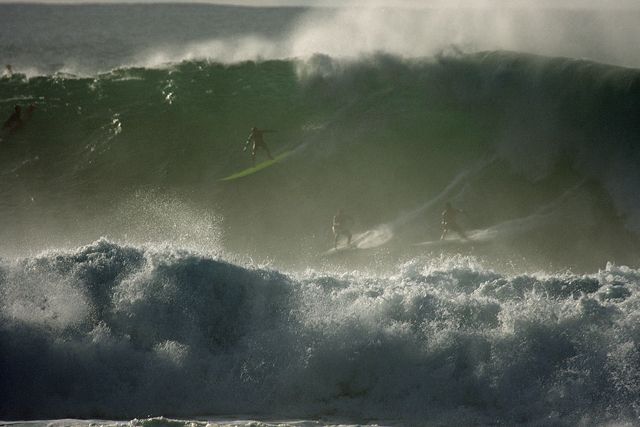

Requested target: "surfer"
[
  {"left": 25, "top": 103, "right": 36, "bottom": 120},
  {"left": 440, "top": 202, "right": 468, "bottom": 240},
  {"left": 3, "top": 105, "right": 23, "bottom": 132},
  {"left": 245, "top": 127, "right": 274, "bottom": 166},
  {"left": 332, "top": 209, "right": 353, "bottom": 249}
]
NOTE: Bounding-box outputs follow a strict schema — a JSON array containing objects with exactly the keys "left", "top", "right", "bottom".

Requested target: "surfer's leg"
[{"left": 263, "top": 144, "right": 273, "bottom": 160}]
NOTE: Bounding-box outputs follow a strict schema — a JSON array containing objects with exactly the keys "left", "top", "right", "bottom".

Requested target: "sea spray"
[
  {"left": 2, "top": 240, "right": 640, "bottom": 424},
  {"left": 2, "top": 4, "right": 640, "bottom": 426}
]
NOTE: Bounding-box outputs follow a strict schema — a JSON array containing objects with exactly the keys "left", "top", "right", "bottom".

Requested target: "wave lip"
[{"left": 4, "top": 4, "right": 640, "bottom": 75}]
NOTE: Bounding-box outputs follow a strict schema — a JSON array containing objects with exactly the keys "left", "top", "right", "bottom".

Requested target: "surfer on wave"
[
  {"left": 440, "top": 202, "right": 468, "bottom": 240},
  {"left": 245, "top": 126, "right": 274, "bottom": 166},
  {"left": 332, "top": 209, "right": 353, "bottom": 249},
  {"left": 3, "top": 105, "right": 23, "bottom": 132}
]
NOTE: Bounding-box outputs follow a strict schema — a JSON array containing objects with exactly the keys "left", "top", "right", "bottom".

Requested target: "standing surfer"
[
  {"left": 245, "top": 127, "right": 274, "bottom": 166},
  {"left": 332, "top": 209, "right": 353, "bottom": 249},
  {"left": 440, "top": 202, "right": 468, "bottom": 240}
]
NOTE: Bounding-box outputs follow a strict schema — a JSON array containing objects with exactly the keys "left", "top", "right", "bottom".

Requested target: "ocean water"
[{"left": 2, "top": 3, "right": 640, "bottom": 426}]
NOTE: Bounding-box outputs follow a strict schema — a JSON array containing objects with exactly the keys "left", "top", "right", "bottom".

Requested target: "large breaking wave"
[
  {"left": 2, "top": 239, "right": 640, "bottom": 425},
  {"left": 3, "top": 9, "right": 640, "bottom": 423},
  {"left": 1, "top": 52, "right": 639, "bottom": 266}
]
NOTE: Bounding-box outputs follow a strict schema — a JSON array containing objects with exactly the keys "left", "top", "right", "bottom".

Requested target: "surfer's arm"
[{"left": 242, "top": 134, "right": 253, "bottom": 150}]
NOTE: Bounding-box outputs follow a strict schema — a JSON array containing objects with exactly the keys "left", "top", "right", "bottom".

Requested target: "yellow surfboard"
[{"left": 219, "top": 150, "right": 294, "bottom": 181}]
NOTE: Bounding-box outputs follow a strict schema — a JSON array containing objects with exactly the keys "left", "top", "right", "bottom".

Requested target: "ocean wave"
[
  {"left": 1, "top": 240, "right": 640, "bottom": 424},
  {"left": 3, "top": 4, "right": 640, "bottom": 76},
  {"left": 1, "top": 52, "right": 639, "bottom": 267}
]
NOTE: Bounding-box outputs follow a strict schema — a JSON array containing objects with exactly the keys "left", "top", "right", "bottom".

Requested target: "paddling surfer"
[
  {"left": 332, "top": 209, "right": 353, "bottom": 249},
  {"left": 3, "top": 105, "right": 23, "bottom": 132},
  {"left": 440, "top": 202, "right": 468, "bottom": 240},
  {"left": 245, "top": 127, "right": 274, "bottom": 166}
]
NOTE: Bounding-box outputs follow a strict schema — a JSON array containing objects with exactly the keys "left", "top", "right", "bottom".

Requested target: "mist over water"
[
  {"left": 287, "top": 4, "right": 640, "bottom": 68},
  {"left": 3, "top": 3, "right": 640, "bottom": 74},
  {"left": 2, "top": 3, "right": 640, "bottom": 426}
]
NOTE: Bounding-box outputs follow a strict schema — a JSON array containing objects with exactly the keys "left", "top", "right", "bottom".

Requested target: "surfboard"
[
  {"left": 322, "top": 244, "right": 358, "bottom": 256},
  {"left": 219, "top": 150, "right": 294, "bottom": 181}
]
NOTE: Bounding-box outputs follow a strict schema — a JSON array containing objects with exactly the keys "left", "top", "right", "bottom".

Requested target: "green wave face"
[{"left": 1, "top": 52, "right": 640, "bottom": 268}]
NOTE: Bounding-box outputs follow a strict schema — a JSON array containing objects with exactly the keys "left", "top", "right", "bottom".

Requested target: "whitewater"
[{"left": 2, "top": 3, "right": 640, "bottom": 426}]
